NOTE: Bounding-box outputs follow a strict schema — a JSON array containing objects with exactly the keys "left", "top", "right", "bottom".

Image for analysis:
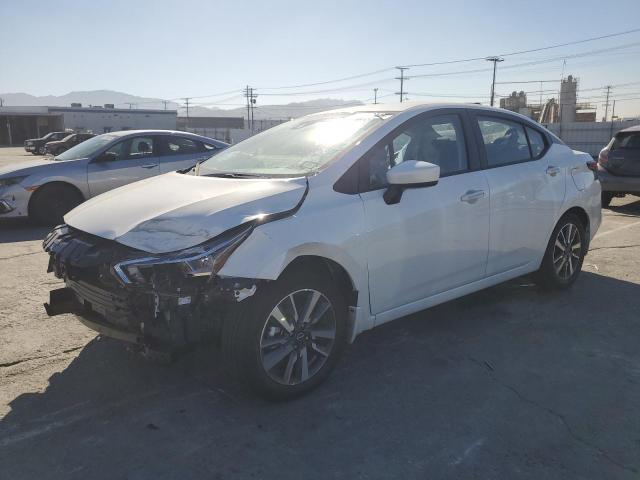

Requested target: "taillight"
[{"left": 598, "top": 148, "right": 609, "bottom": 167}]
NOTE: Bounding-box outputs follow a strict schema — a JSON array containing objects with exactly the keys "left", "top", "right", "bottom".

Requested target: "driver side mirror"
[
  {"left": 383, "top": 160, "right": 440, "bottom": 205},
  {"left": 95, "top": 151, "right": 118, "bottom": 163}
]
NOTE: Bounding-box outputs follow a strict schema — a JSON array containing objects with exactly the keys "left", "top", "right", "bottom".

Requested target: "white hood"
[{"left": 65, "top": 172, "right": 307, "bottom": 254}]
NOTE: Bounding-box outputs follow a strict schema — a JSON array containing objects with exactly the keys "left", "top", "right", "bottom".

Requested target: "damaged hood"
[{"left": 65, "top": 172, "right": 307, "bottom": 254}]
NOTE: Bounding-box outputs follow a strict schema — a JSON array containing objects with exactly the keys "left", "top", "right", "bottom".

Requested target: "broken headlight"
[{"left": 113, "top": 223, "right": 253, "bottom": 285}]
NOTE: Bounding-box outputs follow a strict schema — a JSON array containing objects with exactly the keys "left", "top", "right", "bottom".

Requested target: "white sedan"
[{"left": 44, "top": 102, "right": 601, "bottom": 399}]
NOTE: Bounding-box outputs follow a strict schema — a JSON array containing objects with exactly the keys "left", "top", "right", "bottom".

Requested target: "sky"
[{"left": 1, "top": 0, "right": 640, "bottom": 118}]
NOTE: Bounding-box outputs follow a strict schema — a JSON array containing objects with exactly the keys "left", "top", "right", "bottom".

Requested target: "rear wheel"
[
  {"left": 601, "top": 192, "right": 615, "bottom": 208},
  {"left": 536, "top": 213, "right": 586, "bottom": 289},
  {"left": 30, "top": 183, "right": 83, "bottom": 225},
  {"left": 222, "top": 267, "right": 347, "bottom": 400}
]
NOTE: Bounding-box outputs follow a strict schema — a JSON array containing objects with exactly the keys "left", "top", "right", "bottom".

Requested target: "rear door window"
[
  {"left": 163, "top": 137, "right": 202, "bottom": 156},
  {"left": 477, "top": 117, "right": 531, "bottom": 167}
]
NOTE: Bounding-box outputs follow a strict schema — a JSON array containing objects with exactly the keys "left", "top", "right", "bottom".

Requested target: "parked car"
[
  {"left": 24, "top": 131, "right": 70, "bottom": 155},
  {"left": 44, "top": 132, "right": 96, "bottom": 156},
  {"left": 597, "top": 125, "right": 640, "bottom": 207},
  {"left": 1, "top": 130, "right": 228, "bottom": 223},
  {"left": 42, "top": 103, "right": 601, "bottom": 400}
]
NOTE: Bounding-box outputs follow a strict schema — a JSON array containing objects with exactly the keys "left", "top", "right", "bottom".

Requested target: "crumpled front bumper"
[{"left": 43, "top": 225, "right": 258, "bottom": 352}]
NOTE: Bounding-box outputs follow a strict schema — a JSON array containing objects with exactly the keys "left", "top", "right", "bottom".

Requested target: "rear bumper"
[{"left": 598, "top": 168, "right": 640, "bottom": 193}]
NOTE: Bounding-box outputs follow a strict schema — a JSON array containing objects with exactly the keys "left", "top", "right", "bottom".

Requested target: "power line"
[{"left": 400, "top": 27, "right": 640, "bottom": 68}]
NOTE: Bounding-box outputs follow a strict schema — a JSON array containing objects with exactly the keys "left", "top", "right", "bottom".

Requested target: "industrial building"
[
  {"left": 0, "top": 105, "right": 177, "bottom": 146},
  {"left": 499, "top": 75, "right": 597, "bottom": 124}
]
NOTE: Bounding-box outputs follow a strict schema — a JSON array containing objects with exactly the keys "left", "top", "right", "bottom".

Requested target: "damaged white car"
[{"left": 43, "top": 103, "right": 601, "bottom": 399}]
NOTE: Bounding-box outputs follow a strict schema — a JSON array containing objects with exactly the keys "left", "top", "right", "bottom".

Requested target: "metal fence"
[{"left": 545, "top": 120, "right": 640, "bottom": 157}]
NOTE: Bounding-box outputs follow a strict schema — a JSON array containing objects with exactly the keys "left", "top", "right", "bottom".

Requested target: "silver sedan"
[{"left": 0, "top": 130, "right": 228, "bottom": 224}]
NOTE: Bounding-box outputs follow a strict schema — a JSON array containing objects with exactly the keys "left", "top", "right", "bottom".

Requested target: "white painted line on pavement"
[{"left": 595, "top": 219, "right": 640, "bottom": 239}]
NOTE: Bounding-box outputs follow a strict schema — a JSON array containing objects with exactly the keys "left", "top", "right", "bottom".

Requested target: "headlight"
[
  {"left": 113, "top": 223, "right": 253, "bottom": 285},
  {"left": 0, "top": 176, "right": 27, "bottom": 188}
]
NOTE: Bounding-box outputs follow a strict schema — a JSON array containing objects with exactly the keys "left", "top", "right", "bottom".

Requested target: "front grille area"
[
  {"left": 67, "top": 279, "right": 137, "bottom": 330},
  {"left": 44, "top": 225, "right": 152, "bottom": 332}
]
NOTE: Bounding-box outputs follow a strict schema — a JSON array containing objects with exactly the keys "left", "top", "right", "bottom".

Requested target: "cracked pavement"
[{"left": 1, "top": 147, "right": 640, "bottom": 479}]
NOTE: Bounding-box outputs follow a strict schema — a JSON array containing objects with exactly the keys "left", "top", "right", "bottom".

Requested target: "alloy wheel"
[
  {"left": 552, "top": 222, "right": 582, "bottom": 280},
  {"left": 259, "top": 289, "right": 336, "bottom": 386}
]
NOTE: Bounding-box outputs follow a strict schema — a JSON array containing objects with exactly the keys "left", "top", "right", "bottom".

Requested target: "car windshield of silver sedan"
[
  {"left": 198, "top": 111, "right": 390, "bottom": 177},
  {"left": 55, "top": 134, "right": 116, "bottom": 161}
]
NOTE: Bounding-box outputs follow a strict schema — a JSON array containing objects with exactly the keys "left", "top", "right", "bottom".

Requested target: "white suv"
[{"left": 43, "top": 103, "right": 601, "bottom": 399}]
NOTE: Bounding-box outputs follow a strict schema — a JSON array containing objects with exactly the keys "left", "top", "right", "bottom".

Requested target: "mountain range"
[{"left": 0, "top": 90, "right": 363, "bottom": 119}]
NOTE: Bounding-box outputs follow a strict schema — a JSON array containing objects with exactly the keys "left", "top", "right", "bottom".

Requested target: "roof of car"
[
  {"left": 619, "top": 124, "right": 640, "bottom": 133},
  {"left": 322, "top": 101, "right": 528, "bottom": 118},
  {"left": 104, "top": 129, "right": 228, "bottom": 144}
]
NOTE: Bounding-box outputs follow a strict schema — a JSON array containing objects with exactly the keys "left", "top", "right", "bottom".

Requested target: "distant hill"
[{"left": 0, "top": 90, "right": 363, "bottom": 119}]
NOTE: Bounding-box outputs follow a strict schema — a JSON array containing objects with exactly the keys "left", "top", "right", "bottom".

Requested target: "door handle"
[
  {"left": 546, "top": 165, "right": 560, "bottom": 176},
  {"left": 460, "top": 190, "right": 485, "bottom": 204},
  {"left": 140, "top": 163, "right": 157, "bottom": 169}
]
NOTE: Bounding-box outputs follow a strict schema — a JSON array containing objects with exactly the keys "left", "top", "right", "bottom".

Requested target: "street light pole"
[{"left": 486, "top": 56, "right": 504, "bottom": 107}]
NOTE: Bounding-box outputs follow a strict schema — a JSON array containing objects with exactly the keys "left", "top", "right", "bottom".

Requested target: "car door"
[
  {"left": 359, "top": 110, "right": 490, "bottom": 320},
  {"left": 87, "top": 135, "right": 160, "bottom": 197},
  {"left": 158, "top": 136, "right": 212, "bottom": 173},
  {"left": 470, "top": 112, "right": 563, "bottom": 276}
]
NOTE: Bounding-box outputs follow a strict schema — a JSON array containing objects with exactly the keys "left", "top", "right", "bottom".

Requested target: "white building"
[{"left": 0, "top": 105, "right": 177, "bottom": 145}]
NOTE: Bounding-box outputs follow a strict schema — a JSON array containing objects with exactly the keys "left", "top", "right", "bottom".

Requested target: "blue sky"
[{"left": 1, "top": 0, "right": 640, "bottom": 117}]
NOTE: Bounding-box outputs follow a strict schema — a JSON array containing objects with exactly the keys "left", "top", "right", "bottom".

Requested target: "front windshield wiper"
[{"left": 202, "top": 172, "right": 267, "bottom": 179}]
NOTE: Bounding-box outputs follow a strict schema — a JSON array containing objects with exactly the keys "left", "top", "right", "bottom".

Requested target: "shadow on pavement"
[
  {"left": 0, "top": 219, "right": 51, "bottom": 243},
  {"left": 608, "top": 196, "right": 640, "bottom": 216},
  {"left": 1, "top": 272, "right": 639, "bottom": 479}
]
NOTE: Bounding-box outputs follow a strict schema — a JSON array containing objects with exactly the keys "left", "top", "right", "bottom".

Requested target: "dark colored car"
[
  {"left": 598, "top": 125, "right": 640, "bottom": 207},
  {"left": 24, "top": 131, "right": 71, "bottom": 155},
  {"left": 44, "top": 133, "right": 96, "bottom": 156}
]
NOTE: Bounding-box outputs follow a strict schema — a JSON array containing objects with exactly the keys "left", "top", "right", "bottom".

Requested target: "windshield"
[
  {"left": 56, "top": 134, "right": 117, "bottom": 161},
  {"left": 198, "top": 111, "right": 390, "bottom": 177}
]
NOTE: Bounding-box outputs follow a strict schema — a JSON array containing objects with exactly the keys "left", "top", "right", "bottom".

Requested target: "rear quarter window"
[{"left": 612, "top": 132, "right": 640, "bottom": 150}]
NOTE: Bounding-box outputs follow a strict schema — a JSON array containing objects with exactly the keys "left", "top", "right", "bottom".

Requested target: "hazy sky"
[{"left": 1, "top": 0, "right": 640, "bottom": 117}]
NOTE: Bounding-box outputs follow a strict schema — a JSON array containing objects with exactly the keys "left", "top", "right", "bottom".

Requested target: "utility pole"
[
  {"left": 162, "top": 100, "right": 169, "bottom": 110},
  {"left": 373, "top": 88, "right": 378, "bottom": 104},
  {"left": 243, "top": 86, "right": 257, "bottom": 131},
  {"left": 603, "top": 85, "right": 612, "bottom": 121},
  {"left": 182, "top": 98, "right": 192, "bottom": 128},
  {"left": 486, "top": 57, "right": 504, "bottom": 107},
  {"left": 395, "top": 67, "right": 409, "bottom": 103},
  {"left": 124, "top": 102, "right": 136, "bottom": 109},
  {"left": 611, "top": 99, "right": 616, "bottom": 121}
]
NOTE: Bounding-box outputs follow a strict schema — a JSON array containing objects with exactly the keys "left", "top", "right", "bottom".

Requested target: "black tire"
[
  {"left": 535, "top": 213, "right": 586, "bottom": 290},
  {"left": 37, "top": 145, "right": 46, "bottom": 155},
  {"left": 29, "top": 183, "right": 83, "bottom": 225},
  {"left": 601, "top": 192, "right": 614, "bottom": 208},
  {"left": 222, "top": 266, "right": 347, "bottom": 400}
]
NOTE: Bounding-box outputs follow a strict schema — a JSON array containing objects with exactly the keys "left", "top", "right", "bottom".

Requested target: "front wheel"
[
  {"left": 536, "top": 213, "right": 586, "bottom": 289},
  {"left": 37, "top": 145, "right": 46, "bottom": 155},
  {"left": 222, "top": 267, "right": 347, "bottom": 400},
  {"left": 29, "top": 183, "right": 83, "bottom": 225}
]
